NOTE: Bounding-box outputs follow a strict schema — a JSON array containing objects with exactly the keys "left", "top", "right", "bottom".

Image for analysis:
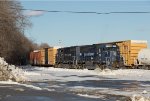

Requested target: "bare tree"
[
  {"left": 40, "top": 43, "right": 50, "bottom": 48},
  {"left": 0, "top": 0, "right": 34, "bottom": 65}
]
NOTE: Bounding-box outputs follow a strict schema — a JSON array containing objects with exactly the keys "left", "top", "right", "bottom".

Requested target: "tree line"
[{"left": 0, "top": 0, "right": 49, "bottom": 65}]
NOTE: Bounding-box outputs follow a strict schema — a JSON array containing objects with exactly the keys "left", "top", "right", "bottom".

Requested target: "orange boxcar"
[{"left": 30, "top": 47, "right": 57, "bottom": 66}]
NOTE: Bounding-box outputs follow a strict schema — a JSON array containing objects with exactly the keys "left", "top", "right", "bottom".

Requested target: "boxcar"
[
  {"left": 30, "top": 47, "right": 57, "bottom": 66},
  {"left": 116, "top": 40, "right": 147, "bottom": 67}
]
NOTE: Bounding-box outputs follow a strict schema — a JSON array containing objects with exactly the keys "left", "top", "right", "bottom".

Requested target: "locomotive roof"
[{"left": 58, "top": 40, "right": 148, "bottom": 49}]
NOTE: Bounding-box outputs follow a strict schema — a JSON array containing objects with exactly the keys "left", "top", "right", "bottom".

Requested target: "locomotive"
[{"left": 30, "top": 40, "right": 150, "bottom": 69}]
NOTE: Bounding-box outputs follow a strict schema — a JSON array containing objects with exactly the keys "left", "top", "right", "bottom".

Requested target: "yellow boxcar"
[
  {"left": 116, "top": 40, "right": 147, "bottom": 67},
  {"left": 40, "top": 49, "right": 45, "bottom": 65},
  {"left": 40, "top": 48, "right": 57, "bottom": 66},
  {"left": 48, "top": 47, "right": 57, "bottom": 65}
]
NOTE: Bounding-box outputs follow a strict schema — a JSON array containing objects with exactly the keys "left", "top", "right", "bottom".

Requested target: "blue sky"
[{"left": 21, "top": 1, "right": 150, "bottom": 47}]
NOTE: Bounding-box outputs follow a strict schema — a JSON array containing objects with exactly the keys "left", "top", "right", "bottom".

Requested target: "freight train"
[{"left": 30, "top": 40, "right": 150, "bottom": 69}]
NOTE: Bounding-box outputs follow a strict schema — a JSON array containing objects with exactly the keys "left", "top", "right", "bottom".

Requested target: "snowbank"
[
  {"left": 132, "top": 94, "right": 150, "bottom": 101},
  {"left": 0, "top": 57, "right": 25, "bottom": 82}
]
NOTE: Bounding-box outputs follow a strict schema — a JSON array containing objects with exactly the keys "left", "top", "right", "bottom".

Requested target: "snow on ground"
[
  {"left": 23, "top": 67, "right": 93, "bottom": 82},
  {"left": 0, "top": 80, "right": 42, "bottom": 90},
  {"left": 0, "top": 65, "right": 149, "bottom": 101},
  {"left": 69, "top": 85, "right": 150, "bottom": 100},
  {"left": 24, "top": 67, "right": 150, "bottom": 82},
  {"left": 23, "top": 67, "right": 150, "bottom": 101},
  {"left": 77, "top": 93, "right": 104, "bottom": 99},
  {"left": 0, "top": 80, "right": 55, "bottom": 91}
]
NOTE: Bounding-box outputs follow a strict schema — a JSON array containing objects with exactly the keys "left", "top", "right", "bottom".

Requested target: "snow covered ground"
[
  {"left": 23, "top": 67, "right": 150, "bottom": 101},
  {"left": 0, "top": 66, "right": 150, "bottom": 101},
  {"left": 23, "top": 67, "right": 150, "bottom": 81}
]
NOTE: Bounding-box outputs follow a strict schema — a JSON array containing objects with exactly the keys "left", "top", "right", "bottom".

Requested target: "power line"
[{"left": 18, "top": 8, "right": 150, "bottom": 15}]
